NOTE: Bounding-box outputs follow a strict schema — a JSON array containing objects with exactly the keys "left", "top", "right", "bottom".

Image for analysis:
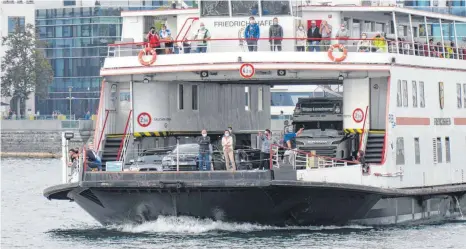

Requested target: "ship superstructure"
[{"left": 44, "top": 1, "right": 466, "bottom": 226}]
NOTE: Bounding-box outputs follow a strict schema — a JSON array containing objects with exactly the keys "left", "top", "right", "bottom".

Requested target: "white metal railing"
[
  {"left": 118, "top": 110, "right": 133, "bottom": 167},
  {"left": 271, "top": 144, "right": 352, "bottom": 170},
  {"left": 358, "top": 106, "right": 370, "bottom": 158}
]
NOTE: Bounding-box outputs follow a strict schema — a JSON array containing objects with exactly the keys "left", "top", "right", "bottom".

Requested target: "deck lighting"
[
  {"left": 237, "top": 56, "right": 242, "bottom": 62},
  {"left": 64, "top": 132, "right": 74, "bottom": 140},
  {"left": 143, "top": 78, "right": 150, "bottom": 84},
  {"left": 338, "top": 74, "right": 344, "bottom": 81},
  {"left": 277, "top": 70, "right": 286, "bottom": 76},
  {"left": 200, "top": 71, "right": 209, "bottom": 78}
]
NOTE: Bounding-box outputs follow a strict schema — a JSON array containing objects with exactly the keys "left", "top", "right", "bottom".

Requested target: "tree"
[{"left": 1, "top": 23, "right": 53, "bottom": 116}]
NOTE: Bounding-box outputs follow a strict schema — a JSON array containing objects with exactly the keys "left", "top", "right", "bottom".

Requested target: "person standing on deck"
[
  {"left": 146, "top": 27, "right": 160, "bottom": 53},
  {"left": 196, "top": 129, "right": 211, "bottom": 171},
  {"left": 307, "top": 20, "right": 321, "bottom": 52},
  {"left": 258, "top": 129, "right": 274, "bottom": 170},
  {"left": 245, "top": 16, "right": 260, "bottom": 52},
  {"left": 222, "top": 130, "right": 236, "bottom": 171},
  {"left": 320, "top": 20, "right": 332, "bottom": 51},
  {"left": 193, "top": 22, "right": 211, "bottom": 53},
  {"left": 296, "top": 24, "right": 307, "bottom": 52},
  {"left": 335, "top": 23, "right": 349, "bottom": 48},
  {"left": 228, "top": 126, "right": 236, "bottom": 150},
  {"left": 159, "top": 24, "right": 173, "bottom": 54},
  {"left": 283, "top": 127, "right": 304, "bottom": 166},
  {"left": 269, "top": 17, "right": 283, "bottom": 51}
]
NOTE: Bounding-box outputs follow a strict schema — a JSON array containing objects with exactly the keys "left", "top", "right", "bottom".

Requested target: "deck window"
[
  {"left": 445, "top": 137, "right": 451, "bottom": 163},
  {"left": 245, "top": 87, "right": 251, "bottom": 111},
  {"left": 178, "top": 84, "right": 184, "bottom": 110},
  {"left": 192, "top": 85, "right": 198, "bottom": 111},
  {"left": 419, "top": 81, "right": 425, "bottom": 108},
  {"left": 402, "top": 80, "right": 408, "bottom": 107},
  {"left": 436, "top": 137, "right": 442, "bottom": 163},
  {"left": 457, "top": 83, "right": 462, "bottom": 108},
  {"left": 258, "top": 87, "right": 263, "bottom": 111},
  {"left": 414, "top": 137, "right": 420, "bottom": 164},
  {"left": 232, "top": 0, "right": 259, "bottom": 16},
  {"left": 200, "top": 0, "right": 230, "bottom": 17},
  {"left": 432, "top": 138, "right": 437, "bottom": 163},
  {"left": 397, "top": 80, "right": 402, "bottom": 107},
  {"left": 412, "top": 81, "right": 418, "bottom": 108},
  {"left": 396, "top": 137, "right": 405, "bottom": 165},
  {"left": 260, "top": 1, "right": 290, "bottom": 16},
  {"left": 464, "top": 83, "right": 466, "bottom": 108}
]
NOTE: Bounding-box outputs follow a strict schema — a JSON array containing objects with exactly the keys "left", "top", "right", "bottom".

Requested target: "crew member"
[
  {"left": 86, "top": 146, "right": 102, "bottom": 171},
  {"left": 259, "top": 129, "right": 274, "bottom": 170}
]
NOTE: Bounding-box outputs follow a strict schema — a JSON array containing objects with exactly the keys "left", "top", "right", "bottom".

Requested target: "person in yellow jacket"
[{"left": 372, "top": 33, "right": 387, "bottom": 52}]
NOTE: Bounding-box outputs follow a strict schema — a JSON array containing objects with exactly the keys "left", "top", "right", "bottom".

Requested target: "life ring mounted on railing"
[
  {"left": 138, "top": 47, "right": 157, "bottom": 66},
  {"left": 328, "top": 44, "right": 348, "bottom": 62}
]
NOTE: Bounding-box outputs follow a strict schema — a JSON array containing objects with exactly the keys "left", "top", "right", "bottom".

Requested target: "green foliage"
[{"left": 1, "top": 23, "right": 53, "bottom": 114}]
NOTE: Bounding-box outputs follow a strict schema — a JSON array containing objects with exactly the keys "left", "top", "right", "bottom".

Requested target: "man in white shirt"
[{"left": 193, "top": 22, "right": 211, "bottom": 53}]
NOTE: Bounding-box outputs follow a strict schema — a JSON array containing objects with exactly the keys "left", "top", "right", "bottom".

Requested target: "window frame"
[
  {"left": 397, "top": 80, "right": 402, "bottom": 107},
  {"left": 191, "top": 84, "right": 198, "bottom": 111},
  {"left": 412, "top": 80, "right": 418, "bottom": 108},
  {"left": 436, "top": 137, "right": 442, "bottom": 163},
  {"left": 258, "top": 87, "right": 263, "bottom": 111},
  {"left": 414, "top": 137, "right": 420, "bottom": 164},
  {"left": 402, "top": 80, "right": 408, "bottom": 107},
  {"left": 178, "top": 84, "right": 184, "bottom": 110},
  {"left": 396, "top": 137, "right": 405, "bottom": 165},
  {"left": 419, "top": 81, "right": 425, "bottom": 108},
  {"left": 245, "top": 86, "right": 251, "bottom": 111},
  {"left": 445, "top": 137, "right": 451, "bottom": 163},
  {"left": 457, "top": 83, "right": 462, "bottom": 108}
]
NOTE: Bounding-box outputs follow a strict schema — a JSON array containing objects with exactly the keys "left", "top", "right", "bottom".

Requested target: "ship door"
[{"left": 369, "top": 77, "right": 388, "bottom": 130}]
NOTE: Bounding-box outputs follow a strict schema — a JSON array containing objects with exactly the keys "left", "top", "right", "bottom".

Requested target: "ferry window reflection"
[
  {"left": 396, "top": 137, "right": 405, "bottom": 165},
  {"left": 457, "top": 83, "right": 462, "bottom": 108},
  {"left": 231, "top": 0, "right": 259, "bottom": 16},
  {"left": 445, "top": 137, "right": 451, "bottom": 163},
  {"left": 397, "top": 80, "right": 402, "bottom": 107},
  {"left": 260, "top": 1, "right": 290, "bottom": 16},
  {"left": 402, "top": 80, "right": 408, "bottom": 107},
  {"left": 419, "top": 81, "right": 425, "bottom": 108},
  {"left": 463, "top": 83, "right": 466, "bottom": 108},
  {"left": 436, "top": 137, "right": 443, "bottom": 163},
  {"left": 414, "top": 138, "right": 420, "bottom": 164},
  {"left": 412, "top": 81, "right": 418, "bottom": 108},
  {"left": 201, "top": 0, "right": 230, "bottom": 17}
]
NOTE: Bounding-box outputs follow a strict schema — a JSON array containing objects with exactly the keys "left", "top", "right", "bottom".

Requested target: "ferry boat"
[{"left": 44, "top": 1, "right": 466, "bottom": 226}]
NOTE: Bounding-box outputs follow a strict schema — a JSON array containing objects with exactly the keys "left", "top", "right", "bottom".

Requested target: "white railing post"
[
  {"left": 62, "top": 132, "right": 68, "bottom": 183},
  {"left": 176, "top": 138, "right": 180, "bottom": 172}
]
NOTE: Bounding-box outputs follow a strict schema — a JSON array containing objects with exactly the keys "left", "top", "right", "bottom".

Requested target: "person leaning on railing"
[
  {"left": 196, "top": 129, "right": 211, "bottom": 171},
  {"left": 146, "top": 26, "right": 161, "bottom": 54},
  {"left": 296, "top": 24, "right": 307, "bottom": 52},
  {"left": 86, "top": 146, "right": 102, "bottom": 171},
  {"left": 357, "top": 33, "right": 371, "bottom": 52},
  {"left": 372, "top": 33, "right": 387, "bottom": 53},
  {"left": 245, "top": 16, "right": 260, "bottom": 52},
  {"left": 193, "top": 22, "right": 211, "bottom": 53}
]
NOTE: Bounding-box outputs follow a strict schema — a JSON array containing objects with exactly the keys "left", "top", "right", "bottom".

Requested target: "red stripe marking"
[
  {"left": 454, "top": 118, "right": 466, "bottom": 125},
  {"left": 396, "top": 117, "right": 431, "bottom": 125}
]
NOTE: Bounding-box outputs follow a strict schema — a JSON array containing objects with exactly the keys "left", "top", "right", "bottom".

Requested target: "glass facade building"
[{"left": 34, "top": 1, "right": 195, "bottom": 118}]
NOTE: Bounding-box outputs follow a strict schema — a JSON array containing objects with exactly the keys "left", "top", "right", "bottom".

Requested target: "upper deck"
[{"left": 101, "top": 1, "right": 466, "bottom": 80}]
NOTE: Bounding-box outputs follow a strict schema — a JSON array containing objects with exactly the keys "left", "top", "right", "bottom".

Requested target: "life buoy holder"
[
  {"left": 328, "top": 44, "right": 348, "bottom": 62},
  {"left": 138, "top": 47, "right": 157, "bottom": 66}
]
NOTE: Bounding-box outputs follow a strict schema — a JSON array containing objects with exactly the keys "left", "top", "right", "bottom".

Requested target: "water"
[{"left": 2, "top": 158, "right": 466, "bottom": 249}]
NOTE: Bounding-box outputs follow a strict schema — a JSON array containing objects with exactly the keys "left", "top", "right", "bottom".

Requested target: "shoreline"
[{"left": 1, "top": 152, "right": 61, "bottom": 159}]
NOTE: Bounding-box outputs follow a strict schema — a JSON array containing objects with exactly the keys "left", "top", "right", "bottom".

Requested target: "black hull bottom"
[{"left": 68, "top": 186, "right": 382, "bottom": 226}]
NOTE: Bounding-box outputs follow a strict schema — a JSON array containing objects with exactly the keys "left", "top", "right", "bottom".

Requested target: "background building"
[{"left": 1, "top": 0, "right": 36, "bottom": 117}]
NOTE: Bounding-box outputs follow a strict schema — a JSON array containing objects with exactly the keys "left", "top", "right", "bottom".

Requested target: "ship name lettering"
[
  {"left": 214, "top": 20, "right": 273, "bottom": 28},
  {"left": 434, "top": 118, "right": 451, "bottom": 125}
]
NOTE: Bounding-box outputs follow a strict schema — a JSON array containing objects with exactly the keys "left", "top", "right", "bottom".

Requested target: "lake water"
[{"left": 2, "top": 158, "right": 466, "bottom": 249}]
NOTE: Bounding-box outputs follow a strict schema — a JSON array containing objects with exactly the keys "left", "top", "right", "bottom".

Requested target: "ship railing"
[
  {"left": 358, "top": 106, "right": 370, "bottom": 159},
  {"left": 117, "top": 110, "right": 133, "bottom": 167},
  {"left": 270, "top": 144, "right": 356, "bottom": 170},
  {"left": 106, "top": 37, "right": 466, "bottom": 60}
]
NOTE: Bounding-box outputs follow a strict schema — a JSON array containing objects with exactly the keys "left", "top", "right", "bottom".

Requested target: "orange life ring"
[
  {"left": 138, "top": 47, "right": 157, "bottom": 66},
  {"left": 328, "top": 44, "right": 348, "bottom": 62}
]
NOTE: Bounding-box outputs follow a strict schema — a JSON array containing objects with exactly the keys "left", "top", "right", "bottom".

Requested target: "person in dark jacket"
[
  {"left": 86, "top": 147, "right": 102, "bottom": 171},
  {"left": 269, "top": 17, "right": 283, "bottom": 51},
  {"left": 307, "top": 20, "right": 321, "bottom": 52},
  {"left": 244, "top": 16, "right": 260, "bottom": 52},
  {"left": 196, "top": 129, "right": 211, "bottom": 171}
]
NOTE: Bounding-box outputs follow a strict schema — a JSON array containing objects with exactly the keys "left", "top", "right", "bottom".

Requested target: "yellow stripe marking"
[{"left": 144, "top": 132, "right": 151, "bottom": 137}]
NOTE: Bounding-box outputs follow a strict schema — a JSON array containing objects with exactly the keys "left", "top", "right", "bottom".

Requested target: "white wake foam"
[{"left": 113, "top": 216, "right": 372, "bottom": 234}]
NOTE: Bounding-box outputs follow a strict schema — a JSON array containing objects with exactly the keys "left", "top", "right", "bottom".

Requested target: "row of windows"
[
  {"left": 396, "top": 136, "right": 452, "bottom": 165},
  {"left": 396, "top": 80, "right": 426, "bottom": 108},
  {"left": 48, "top": 77, "right": 102, "bottom": 92},
  {"left": 43, "top": 47, "right": 108, "bottom": 58},
  {"left": 48, "top": 58, "right": 104, "bottom": 78},
  {"left": 36, "top": 7, "right": 123, "bottom": 19},
  {"left": 39, "top": 37, "right": 119, "bottom": 48},
  {"left": 201, "top": 0, "right": 290, "bottom": 17},
  {"left": 36, "top": 18, "right": 121, "bottom": 26},
  {"left": 404, "top": 0, "right": 466, "bottom": 7},
  {"left": 37, "top": 25, "right": 121, "bottom": 39}
]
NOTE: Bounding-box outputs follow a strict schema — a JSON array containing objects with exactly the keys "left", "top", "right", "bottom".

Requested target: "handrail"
[
  {"left": 80, "top": 146, "right": 87, "bottom": 181},
  {"left": 96, "top": 110, "right": 110, "bottom": 152},
  {"left": 93, "top": 79, "right": 106, "bottom": 150},
  {"left": 174, "top": 17, "right": 199, "bottom": 43},
  {"left": 117, "top": 110, "right": 133, "bottom": 161},
  {"left": 357, "top": 106, "right": 370, "bottom": 160},
  {"left": 271, "top": 143, "right": 356, "bottom": 163},
  {"left": 180, "top": 17, "right": 199, "bottom": 42}
]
